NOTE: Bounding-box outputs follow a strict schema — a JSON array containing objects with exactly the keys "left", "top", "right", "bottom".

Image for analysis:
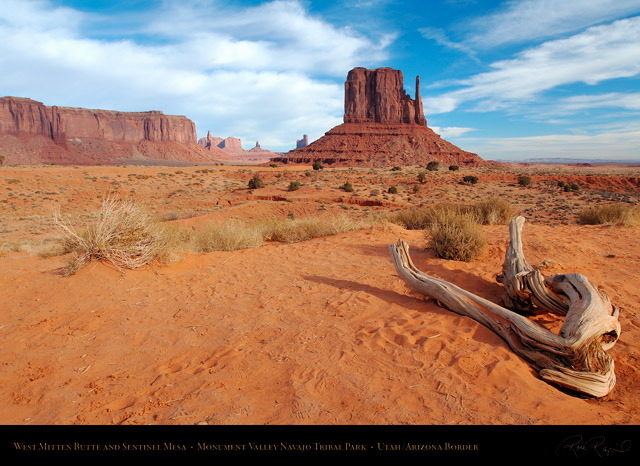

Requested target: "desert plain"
[{"left": 1, "top": 161, "right": 639, "bottom": 426}]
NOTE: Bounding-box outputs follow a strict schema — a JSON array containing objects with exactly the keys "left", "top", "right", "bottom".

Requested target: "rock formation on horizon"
[
  {"left": 296, "top": 134, "right": 309, "bottom": 148},
  {"left": 278, "top": 67, "right": 485, "bottom": 167},
  {"left": 0, "top": 96, "right": 226, "bottom": 165},
  {"left": 198, "top": 132, "right": 279, "bottom": 162}
]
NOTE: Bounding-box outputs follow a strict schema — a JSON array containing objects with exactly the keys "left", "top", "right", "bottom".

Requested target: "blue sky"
[{"left": 1, "top": 0, "right": 639, "bottom": 160}]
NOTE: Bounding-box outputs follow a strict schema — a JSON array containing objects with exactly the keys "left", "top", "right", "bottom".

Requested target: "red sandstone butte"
[
  {"left": 279, "top": 67, "right": 486, "bottom": 167},
  {"left": 199, "top": 132, "right": 280, "bottom": 163},
  {"left": 0, "top": 97, "right": 225, "bottom": 165}
]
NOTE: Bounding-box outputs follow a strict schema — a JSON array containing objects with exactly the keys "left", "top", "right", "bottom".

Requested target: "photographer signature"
[{"left": 557, "top": 435, "right": 631, "bottom": 458}]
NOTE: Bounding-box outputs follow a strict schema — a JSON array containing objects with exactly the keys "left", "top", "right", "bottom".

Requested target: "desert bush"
[
  {"left": 412, "top": 185, "right": 420, "bottom": 194},
  {"left": 473, "top": 197, "right": 516, "bottom": 225},
  {"left": 381, "top": 209, "right": 433, "bottom": 230},
  {"left": 463, "top": 175, "right": 478, "bottom": 184},
  {"left": 518, "top": 175, "right": 531, "bottom": 187},
  {"left": 54, "top": 197, "right": 172, "bottom": 275},
  {"left": 429, "top": 211, "right": 487, "bottom": 262},
  {"left": 388, "top": 185, "right": 398, "bottom": 194},
  {"left": 0, "top": 155, "right": 5, "bottom": 166},
  {"left": 259, "top": 214, "right": 362, "bottom": 243},
  {"left": 383, "top": 199, "right": 514, "bottom": 230},
  {"left": 312, "top": 160, "right": 324, "bottom": 170},
  {"left": 248, "top": 175, "right": 264, "bottom": 189},
  {"left": 194, "top": 218, "right": 263, "bottom": 252},
  {"left": 391, "top": 166, "right": 401, "bottom": 171},
  {"left": 417, "top": 172, "right": 427, "bottom": 184},
  {"left": 426, "top": 161, "right": 440, "bottom": 171},
  {"left": 341, "top": 181, "right": 354, "bottom": 192},
  {"left": 288, "top": 181, "right": 301, "bottom": 191},
  {"left": 557, "top": 181, "right": 566, "bottom": 187},
  {"left": 578, "top": 204, "right": 640, "bottom": 226},
  {"left": 449, "top": 165, "right": 460, "bottom": 171}
]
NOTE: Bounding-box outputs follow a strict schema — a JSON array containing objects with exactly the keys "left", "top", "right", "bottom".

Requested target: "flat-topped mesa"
[
  {"left": 0, "top": 97, "right": 196, "bottom": 144},
  {"left": 0, "top": 96, "right": 227, "bottom": 165},
  {"left": 343, "top": 67, "right": 426, "bottom": 126}
]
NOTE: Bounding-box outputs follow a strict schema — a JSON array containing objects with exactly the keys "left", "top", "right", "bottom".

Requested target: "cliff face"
[
  {"left": 0, "top": 97, "right": 196, "bottom": 143},
  {"left": 284, "top": 67, "right": 486, "bottom": 167},
  {"left": 343, "top": 67, "right": 426, "bottom": 126},
  {"left": 0, "top": 97, "right": 221, "bottom": 165}
]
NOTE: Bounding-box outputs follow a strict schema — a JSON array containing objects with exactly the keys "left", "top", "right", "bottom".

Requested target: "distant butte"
[
  {"left": 277, "top": 67, "right": 486, "bottom": 167},
  {"left": 198, "top": 132, "right": 280, "bottom": 162}
]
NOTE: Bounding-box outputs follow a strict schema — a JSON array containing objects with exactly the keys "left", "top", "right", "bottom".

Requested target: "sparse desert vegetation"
[
  {"left": 1, "top": 162, "right": 640, "bottom": 427},
  {"left": 578, "top": 203, "right": 640, "bottom": 226}
]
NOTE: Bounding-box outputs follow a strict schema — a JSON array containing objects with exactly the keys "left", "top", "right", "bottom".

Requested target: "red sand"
[{"left": 1, "top": 164, "right": 639, "bottom": 425}]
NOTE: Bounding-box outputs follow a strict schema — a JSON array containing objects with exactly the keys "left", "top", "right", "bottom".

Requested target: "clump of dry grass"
[
  {"left": 54, "top": 197, "right": 172, "bottom": 275},
  {"left": 578, "top": 204, "right": 640, "bottom": 226},
  {"left": 382, "top": 198, "right": 515, "bottom": 230},
  {"left": 193, "top": 218, "right": 263, "bottom": 252},
  {"left": 428, "top": 209, "right": 487, "bottom": 262},
  {"left": 473, "top": 197, "right": 516, "bottom": 225},
  {"left": 259, "top": 214, "right": 363, "bottom": 243}
]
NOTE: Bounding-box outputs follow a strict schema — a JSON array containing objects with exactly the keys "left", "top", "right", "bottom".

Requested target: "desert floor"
[{"left": 1, "top": 162, "right": 639, "bottom": 426}]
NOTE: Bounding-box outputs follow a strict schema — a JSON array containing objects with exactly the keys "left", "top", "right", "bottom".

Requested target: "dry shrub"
[
  {"left": 578, "top": 204, "right": 640, "bottom": 226},
  {"left": 54, "top": 197, "right": 171, "bottom": 275},
  {"left": 383, "top": 199, "right": 514, "bottom": 230},
  {"left": 428, "top": 210, "right": 487, "bottom": 262},
  {"left": 259, "top": 214, "right": 362, "bottom": 243},
  {"left": 473, "top": 197, "right": 516, "bottom": 225},
  {"left": 193, "top": 218, "right": 263, "bottom": 252}
]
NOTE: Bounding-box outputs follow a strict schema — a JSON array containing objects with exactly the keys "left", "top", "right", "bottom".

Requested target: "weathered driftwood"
[
  {"left": 497, "top": 216, "right": 568, "bottom": 315},
  {"left": 388, "top": 217, "right": 621, "bottom": 397}
]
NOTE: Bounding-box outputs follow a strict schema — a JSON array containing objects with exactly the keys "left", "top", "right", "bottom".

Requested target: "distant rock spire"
[{"left": 414, "top": 76, "right": 427, "bottom": 126}]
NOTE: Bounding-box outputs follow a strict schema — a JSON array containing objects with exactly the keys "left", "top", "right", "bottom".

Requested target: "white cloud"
[
  {"left": 0, "top": 0, "right": 392, "bottom": 151},
  {"left": 418, "top": 27, "right": 477, "bottom": 59},
  {"left": 426, "top": 17, "right": 640, "bottom": 114},
  {"left": 430, "top": 126, "right": 476, "bottom": 138},
  {"left": 553, "top": 93, "right": 640, "bottom": 113},
  {"left": 461, "top": 125, "right": 640, "bottom": 160},
  {"left": 466, "top": 0, "right": 640, "bottom": 47}
]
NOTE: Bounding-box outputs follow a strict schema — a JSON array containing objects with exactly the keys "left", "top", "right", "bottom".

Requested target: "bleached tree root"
[{"left": 388, "top": 219, "right": 621, "bottom": 398}]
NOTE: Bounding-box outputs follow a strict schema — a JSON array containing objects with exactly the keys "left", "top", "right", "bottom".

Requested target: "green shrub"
[
  {"left": 341, "top": 181, "right": 354, "bottom": 192},
  {"left": 518, "top": 176, "right": 531, "bottom": 187},
  {"left": 312, "top": 160, "right": 324, "bottom": 170},
  {"left": 248, "top": 175, "right": 264, "bottom": 189},
  {"left": 449, "top": 165, "right": 460, "bottom": 171},
  {"left": 288, "top": 181, "right": 301, "bottom": 191},
  {"left": 427, "top": 161, "right": 440, "bottom": 171},
  {"left": 463, "top": 175, "right": 478, "bottom": 184},
  {"left": 391, "top": 166, "right": 401, "bottom": 171},
  {"left": 557, "top": 181, "right": 566, "bottom": 187},
  {"left": 412, "top": 185, "right": 420, "bottom": 194},
  {"left": 388, "top": 185, "right": 398, "bottom": 194},
  {"left": 563, "top": 182, "right": 579, "bottom": 192},
  {"left": 417, "top": 172, "right": 427, "bottom": 184}
]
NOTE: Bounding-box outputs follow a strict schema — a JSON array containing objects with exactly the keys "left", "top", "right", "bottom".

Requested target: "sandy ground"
[{"left": 1, "top": 163, "right": 639, "bottom": 426}]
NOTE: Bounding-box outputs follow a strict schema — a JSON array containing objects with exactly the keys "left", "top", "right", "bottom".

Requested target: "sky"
[{"left": 1, "top": 0, "right": 639, "bottom": 161}]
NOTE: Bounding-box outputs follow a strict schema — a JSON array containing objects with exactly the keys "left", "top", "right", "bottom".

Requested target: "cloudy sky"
[{"left": 1, "top": 0, "right": 639, "bottom": 160}]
